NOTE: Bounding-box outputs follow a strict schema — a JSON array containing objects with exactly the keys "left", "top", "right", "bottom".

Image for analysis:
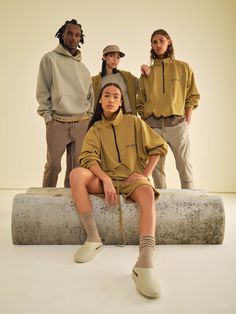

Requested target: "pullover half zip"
[
  {"left": 111, "top": 125, "right": 121, "bottom": 162},
  {"left": 161, "top": 61, "right": 165, "bottom": 93}
]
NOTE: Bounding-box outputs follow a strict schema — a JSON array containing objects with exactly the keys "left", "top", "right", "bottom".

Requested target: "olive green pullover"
[
  {"left": 137, "top": 58, "right": 200, "bottom": 119},
  {"left": 79, "top": 110, "right": 168, "bottom": 180}
]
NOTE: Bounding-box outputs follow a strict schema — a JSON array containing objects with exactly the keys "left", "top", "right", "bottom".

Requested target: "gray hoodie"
[{"left": 36, "top": 44, "right": 94, "bottom": 123}]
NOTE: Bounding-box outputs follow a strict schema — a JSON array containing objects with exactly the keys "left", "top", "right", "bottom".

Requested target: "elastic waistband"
[{"left": 53, "top": 113, "right": 91, "bottom": 123}]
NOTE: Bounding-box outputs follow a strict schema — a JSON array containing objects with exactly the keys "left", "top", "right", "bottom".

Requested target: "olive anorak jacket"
[
  {"left": 79, "top": 110, "right": 168, "bottom": 180},
  {"left": 137, "top": 58, "right": 200, "bottom": 119}
]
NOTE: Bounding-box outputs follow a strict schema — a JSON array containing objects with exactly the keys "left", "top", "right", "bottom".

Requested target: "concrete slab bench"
[{"left": 11, "top": 188, "right": 225, "bottom": 245}]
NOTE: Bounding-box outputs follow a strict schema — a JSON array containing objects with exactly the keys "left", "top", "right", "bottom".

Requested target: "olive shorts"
[{"left": 112, "top": 178, "right": 159, "bottom": 200}]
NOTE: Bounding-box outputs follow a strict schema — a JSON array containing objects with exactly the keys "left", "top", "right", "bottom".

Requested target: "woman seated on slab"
[{"left": 70, "top": 82, "right": 168, "bottom": 298}]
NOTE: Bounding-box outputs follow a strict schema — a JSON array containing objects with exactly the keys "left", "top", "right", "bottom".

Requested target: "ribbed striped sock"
[{"left": 135, "top": 235, "right": 155, "bottom": 268}]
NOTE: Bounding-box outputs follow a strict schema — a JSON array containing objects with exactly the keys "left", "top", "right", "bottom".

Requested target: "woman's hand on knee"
[
  {"left": 102, "top": 178, "right": 118, "bottom": 207},
  {"left": 125, "top": 172, "right": 147, "bottom": 184}
]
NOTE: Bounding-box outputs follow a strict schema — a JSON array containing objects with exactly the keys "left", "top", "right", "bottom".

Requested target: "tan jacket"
[
  {"left": 137, "top": 58, "right": 200, "bottom": 119},
  {"left": 92, "top": 70, "right": 138, "bottom": 115},
  {"left": 79, "top": 110, "right": 168, "bottom": 180}
]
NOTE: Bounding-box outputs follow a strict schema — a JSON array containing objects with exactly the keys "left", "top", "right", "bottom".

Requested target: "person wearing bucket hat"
[
  {"left": 102, "top": 44, "right": 125, "bottom": 57},
  {"left": 92, "top": 45, "right": 149, "bottom": 115}
]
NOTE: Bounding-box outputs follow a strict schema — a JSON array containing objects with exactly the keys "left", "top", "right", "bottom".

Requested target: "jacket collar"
[
  {"left": 102, "top": 109, "right": 124, "bottom": 126},
  {"left": 153, "top": 57, "right": 173, "bottom": 65}
]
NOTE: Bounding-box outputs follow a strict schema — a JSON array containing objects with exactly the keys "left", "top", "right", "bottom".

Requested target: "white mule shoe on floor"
[
  {"left": 74, "top": 241, "right": 103, "bottom": 263},
  {"left": 132, "top": 266, "right": 161, "bottom": 298}
]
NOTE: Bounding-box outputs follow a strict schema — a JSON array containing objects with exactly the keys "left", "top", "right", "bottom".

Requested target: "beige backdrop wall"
[{"left": 0, "top": 0, "right": 235, "bottom": 192}]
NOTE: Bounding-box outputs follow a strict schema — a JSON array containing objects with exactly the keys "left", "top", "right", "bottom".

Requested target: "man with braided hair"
[{"left": 36, "top": 19, "right": 94, "bottom": 187}]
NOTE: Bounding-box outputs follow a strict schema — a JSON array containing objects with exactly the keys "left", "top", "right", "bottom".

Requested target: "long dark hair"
[
  {"left": 55, "top": 19, "right": 85, "bottom": 48},
  {"left": 88, "top": 83, "right": 126, "bottom": 130},
  {"left": 150, "top": 29, "right": 174, "bottom": 63},
  {"left": 101, "top": 58, "right": 118, "bottom": 77}
]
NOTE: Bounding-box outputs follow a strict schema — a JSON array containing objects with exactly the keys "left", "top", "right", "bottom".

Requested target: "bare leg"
[
  {"left": 70, "top": 167, "right": 104, "bottom": 213},
  {"left": 130, "top": 185, "right": 156, "bottom": 236}
]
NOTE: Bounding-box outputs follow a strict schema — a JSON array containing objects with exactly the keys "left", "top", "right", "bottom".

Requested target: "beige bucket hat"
[{"left": 103, "top": 45, "right": 125, "bottom": 57}]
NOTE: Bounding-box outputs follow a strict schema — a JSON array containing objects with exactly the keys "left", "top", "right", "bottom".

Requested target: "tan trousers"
[
  {"left": 152, "top": 121, "right": 193, "bottom": 189},
  {"left": 43, "top": 119, "right": 89, "bottom": 187}
]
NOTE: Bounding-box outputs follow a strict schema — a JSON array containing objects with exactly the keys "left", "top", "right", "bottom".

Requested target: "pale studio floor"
[{"left": 0, "top": 190, "right": 236, "bottom": 314}]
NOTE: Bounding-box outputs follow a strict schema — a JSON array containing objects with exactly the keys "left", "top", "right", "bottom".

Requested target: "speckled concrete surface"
[{"left": 11, "top": 188, "right": 225, "bottom": 245}]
